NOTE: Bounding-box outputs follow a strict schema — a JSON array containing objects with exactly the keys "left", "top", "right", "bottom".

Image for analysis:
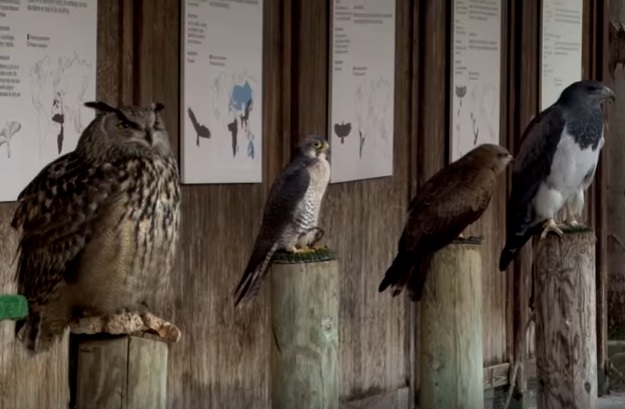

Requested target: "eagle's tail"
[
  {"left": 499, "top": 227, "right": 537, "bottom": 271},
  {"left": 233, "top": 243, "right": 279, "bottom": 308}
]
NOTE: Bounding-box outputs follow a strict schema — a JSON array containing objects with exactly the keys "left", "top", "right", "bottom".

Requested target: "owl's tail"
[
  {"left": 14, "top": 306, "right": 68, "bottom": 353},
  {"left": 233, "top": 242, "right": 279, "bottom": 308}
]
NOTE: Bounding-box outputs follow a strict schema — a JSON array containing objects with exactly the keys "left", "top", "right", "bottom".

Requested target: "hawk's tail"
[
  {"left": 233, "top": 243, "right": 279, "bottom": 308},
  {"left": 378, "top": 250, "right": 414, "bottom": 297}
]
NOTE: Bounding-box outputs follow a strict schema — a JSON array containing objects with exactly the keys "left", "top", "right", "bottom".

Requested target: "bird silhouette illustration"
[{"left": 187, "top": 107, "right": 212, "bottom": 147}]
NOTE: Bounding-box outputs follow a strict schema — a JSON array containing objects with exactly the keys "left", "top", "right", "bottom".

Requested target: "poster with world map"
[
  {"left": 0, "top": 0, "right": 97, "bottom": 202},
  {"left": 328, "top": 0, "right": 396, "bottom": 183},
  {"left": 181, "top": 0, "right": 263, "bottom": 184}
]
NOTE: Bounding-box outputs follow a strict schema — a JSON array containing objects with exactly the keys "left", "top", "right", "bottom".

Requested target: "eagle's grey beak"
[
  {"left": 602, "top": 86, "right": 616, "bottom": 102},
  {"left": 507, "top": 154, "right": 514, "bottom": 163}
]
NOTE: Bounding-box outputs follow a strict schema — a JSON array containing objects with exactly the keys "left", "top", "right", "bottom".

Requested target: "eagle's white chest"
[{"left": 533, "top": 125, "right": 603, "bottom": 219}]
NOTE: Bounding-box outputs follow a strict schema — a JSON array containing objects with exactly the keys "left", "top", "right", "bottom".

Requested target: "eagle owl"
[{"left": 11, "top": 101, "right": 181, "bottom": 353}]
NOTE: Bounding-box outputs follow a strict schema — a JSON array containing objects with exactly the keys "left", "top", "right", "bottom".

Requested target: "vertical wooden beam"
[
  {"left": 534, "top": 231, "right": 597, "bottom": 409},
  {"left": 415, "top": 0, "right": 448, "bottom": 405},
  {"left": 505, "top": 1, "right": 540, "bottom": 407},
  {"left": 591, "top": 0, "right": 610, "bottom": 396}
]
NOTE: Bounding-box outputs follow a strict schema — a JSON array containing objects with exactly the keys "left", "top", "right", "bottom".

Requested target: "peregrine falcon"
[
  {"left": 379, "top": 144, "right": 513, "bottom": 301},
  {"left": 233, "top": 135, "right": 331, "bottom": 307},
  {"left": 499, "top": 80, "right": 615, "bottom": 271}
]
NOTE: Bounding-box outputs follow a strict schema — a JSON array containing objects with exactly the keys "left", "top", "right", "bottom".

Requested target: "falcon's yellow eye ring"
[{"left": 312, "top": 141, "right": 322, "bottom": 149}]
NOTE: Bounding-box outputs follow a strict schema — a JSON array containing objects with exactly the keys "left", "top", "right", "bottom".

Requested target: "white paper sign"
[
  {"left": 328, "top": 0, "right": 396, "bottom": 183},
  {"left": 181, "top": 0, "right": 264, "bottom": 184},
  {"left": 0, "top": 0, "right": 97, "bottom": 203},
  {"left": 450, "top": 0, "right": 502, "bottom": 162},
  {"left": 540, "top": 0, "right": 583, "bottom": 110}
]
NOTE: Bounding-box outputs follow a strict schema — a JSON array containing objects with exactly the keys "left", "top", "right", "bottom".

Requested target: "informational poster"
[
  {"left": 328, "top": 0, "right": 396, "bottom": 183},
  {"left": 540, "top": 0, "right": 583, "bottom": 110},
  {"left": 181, "top": 0, "right": 263, "bottom": 184},
  {"left": 0, "top": 0, "right": 97, "bottom": 202},
  {"left": 450, "top": 0, "right": 502, "bottom": 162}
]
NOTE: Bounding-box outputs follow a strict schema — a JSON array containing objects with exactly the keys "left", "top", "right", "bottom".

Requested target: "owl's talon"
[{"left": 140, "top": 312, "right": 182, "bottom": 343}]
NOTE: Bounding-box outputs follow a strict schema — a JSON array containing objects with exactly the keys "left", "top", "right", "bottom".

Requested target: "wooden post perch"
[
  {"left": 270, "top": 248, "right": 339, "bottom": 409},
  {"left": 419, "top": 238, "right": 484, "bottom": 409},
  {"left": 73, "top": 335, "right": 168, "bottom": 409},
  {"left": 534, "top": 228, "right": 597, "bottom": 409}
]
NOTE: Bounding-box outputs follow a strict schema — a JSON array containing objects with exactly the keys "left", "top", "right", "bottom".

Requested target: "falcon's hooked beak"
[
  {"left": 321, "top": 141, "right": 330, "bottom": 152},
  {"left": 601, "top": 86, "right": 616, "bottom": 102}
]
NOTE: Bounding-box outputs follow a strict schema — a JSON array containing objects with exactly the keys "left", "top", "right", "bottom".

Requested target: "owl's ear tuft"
[
  {"left": 84, "top": 101, "right": 117, "bottom": 114},
  {"left": 152, "top": 102, "right": 165, "bottom": 113}
]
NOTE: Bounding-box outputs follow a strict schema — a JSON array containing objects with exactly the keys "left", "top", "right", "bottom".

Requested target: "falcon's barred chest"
[{"left": 295, "top": 157, "right": 331, "bottom": 234}]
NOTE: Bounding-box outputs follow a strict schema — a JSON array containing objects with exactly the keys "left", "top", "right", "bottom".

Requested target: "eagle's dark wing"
[
  {"left": 233, "top": 156, "right": 313, "bottom": 307},
  {"left": 379, "top": 163, "right": 495, "bottom": 300},
  {"left": 498, "top": 105, "right": 566, "bottom": 271},
  {"left": 11, "top": 153, "right": 122, "bottom": 338}
]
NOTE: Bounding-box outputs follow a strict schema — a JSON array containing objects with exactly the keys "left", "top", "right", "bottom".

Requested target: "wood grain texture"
[
  {"left": 291, "top": 0, "right": 411, "bottom": 401},
  {"left": 75, "top": 336, "right": 168, "bottom": 409},
  {"left": 127, "top": 337, "right": 168, "bottom": 409},
  {"left": 340, "top": 387, "right": 409, "bottom": 409},
  {"left": 534, "top": 231, "right": 598, "bottom": 409},
  {"left": 75, "top": 337, "right": 127, "bottom": 409},
  {"left": 271, "top": 260, "right": 339, "bottom": 409},
  {"left": 420, "top": 243, "right": 484, "bottom": 409}
]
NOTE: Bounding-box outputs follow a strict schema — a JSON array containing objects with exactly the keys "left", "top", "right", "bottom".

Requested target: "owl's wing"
[
  {"left": 11, "top": 152, "right": 123, "bottom": 306},
  {"left": 233, "top": 157, "right": 312, "bottom": 306}
]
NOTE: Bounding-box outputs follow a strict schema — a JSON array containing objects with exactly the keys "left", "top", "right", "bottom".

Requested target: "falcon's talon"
[
  {"left": 292, "top": 246, "right": 316, "bottom": 254},
  {"left": 539, "top": 219, "right": 565, "bottom": 240},
  {"left": 457, "top": 233, "right": 466, "bottom": 239}
]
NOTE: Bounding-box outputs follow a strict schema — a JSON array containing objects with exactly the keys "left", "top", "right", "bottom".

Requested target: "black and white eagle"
[{"left": 499, "top": 80, "right": 615, "bottom": 272}]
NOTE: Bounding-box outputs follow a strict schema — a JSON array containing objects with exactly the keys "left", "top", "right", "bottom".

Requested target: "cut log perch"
[
  {"left": 419, "top": 238, "right": 484, "bottom": 409},
  {"left": 270, "top": 248, "right": 339, "bottom": 409},
  {"left": 534, "top": 228, "right": 597, "bottom": 409},
  {"left": 73, "top": 335, "right": 168, "bottom": 409}
]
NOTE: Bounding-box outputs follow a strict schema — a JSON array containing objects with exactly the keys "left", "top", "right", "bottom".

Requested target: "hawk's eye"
[
  {"left": 312, "top": 141, "right": 322, "bottom": 149},
  {"left": 117, "top": 121, "right": 130, "bottom": 129}
]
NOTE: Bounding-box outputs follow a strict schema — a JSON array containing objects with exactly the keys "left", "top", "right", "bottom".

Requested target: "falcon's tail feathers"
[
  {"left": 378, "top": 250, "right": 413, "bottom": 297},
  {"left": 233, "top": 243, "right": 279, "bottom": 308}
]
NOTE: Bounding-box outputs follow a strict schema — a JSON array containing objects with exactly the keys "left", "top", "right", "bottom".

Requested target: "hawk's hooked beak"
[
  {"left": 601, "top": 86, "right": 616, "bottom": 102},
  {"left": 506, "top": 153, "right": 514, "bottom": 163}
]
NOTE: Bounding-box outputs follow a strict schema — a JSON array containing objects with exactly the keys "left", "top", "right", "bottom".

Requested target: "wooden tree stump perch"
[
  {"left": 74, "top": 335, "right": 168, "bottom": 409},
  {"left": 534, "top": 228, "right": 597, "bottom": 409},
  {"left": 270, "top": 247, "right": 339, "bottom": 409},
  {"left": 420, "top": 237, "right": 484, "bottom": 409}
]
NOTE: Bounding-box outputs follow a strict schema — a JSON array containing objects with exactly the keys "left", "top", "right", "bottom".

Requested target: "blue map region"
[{"left": 229, "top": 81, "right": 253, "bottom": 112}]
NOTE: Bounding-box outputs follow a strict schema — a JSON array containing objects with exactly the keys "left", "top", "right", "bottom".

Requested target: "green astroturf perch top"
[{"left": 0, "top": 295, "right": 28, "bottom": 321}]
